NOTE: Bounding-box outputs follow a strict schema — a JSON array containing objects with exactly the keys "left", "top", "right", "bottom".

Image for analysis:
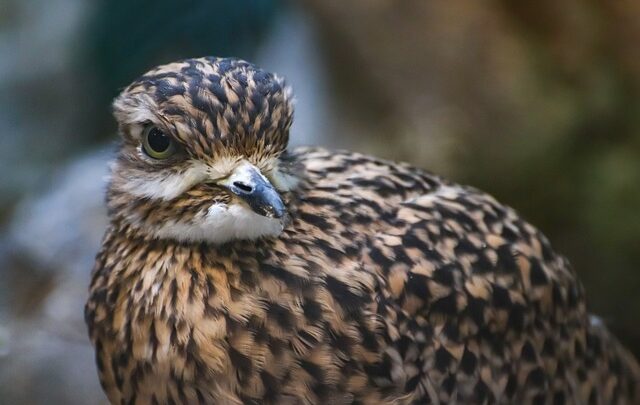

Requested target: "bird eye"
[{"left": 142, "top": 126, "right": 176, "bottom": 159}]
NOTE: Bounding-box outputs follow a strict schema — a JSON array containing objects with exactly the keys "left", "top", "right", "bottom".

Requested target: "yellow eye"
[{"left": 142, "top": 126, "right": 176, "bottom": 159}]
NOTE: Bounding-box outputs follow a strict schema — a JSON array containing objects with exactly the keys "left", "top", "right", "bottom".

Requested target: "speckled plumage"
[{"left": 86, "top": 57, "right": 640, "bottom": 404}]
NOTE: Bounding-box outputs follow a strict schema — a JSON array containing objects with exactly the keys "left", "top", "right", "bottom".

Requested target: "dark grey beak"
[{"left": 220, "top": 164, "right": 286, "bottom": 219}]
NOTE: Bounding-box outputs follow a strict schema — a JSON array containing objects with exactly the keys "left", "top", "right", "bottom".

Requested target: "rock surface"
[{"left": 0, "top": 150, "right": 110, "bottom": 404}]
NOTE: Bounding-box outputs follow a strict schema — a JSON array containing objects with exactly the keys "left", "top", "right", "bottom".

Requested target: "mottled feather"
[{"left": 86, "top": 57, "right": 640, "bottom": 404}]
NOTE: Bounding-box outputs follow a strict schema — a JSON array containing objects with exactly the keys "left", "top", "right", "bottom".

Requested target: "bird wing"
[{"left": 358, "top": 177, "right": 640, "bottom": 404}]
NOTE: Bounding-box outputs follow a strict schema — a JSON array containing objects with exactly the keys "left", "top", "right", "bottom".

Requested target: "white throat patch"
[{"left": 152, "top": 203, "right": 285, "bottom": 244}]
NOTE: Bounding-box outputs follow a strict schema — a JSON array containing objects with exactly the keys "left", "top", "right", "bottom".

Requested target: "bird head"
[{"left": 107, "top": 57, "right": 297, "bottom": 244}]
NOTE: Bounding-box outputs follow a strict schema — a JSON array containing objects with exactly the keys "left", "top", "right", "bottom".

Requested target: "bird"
[{"left": 85, "top": 56, "right": 640, "bottom": 404}]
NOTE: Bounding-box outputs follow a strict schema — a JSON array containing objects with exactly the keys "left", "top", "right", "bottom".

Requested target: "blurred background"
[{"left": 1, "top": 0, "right": 639, "bottom": 403}]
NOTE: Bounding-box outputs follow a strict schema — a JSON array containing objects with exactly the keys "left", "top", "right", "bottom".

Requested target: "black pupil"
[{"left": 147, "top": 128, "right": 170, "bottom": 152}]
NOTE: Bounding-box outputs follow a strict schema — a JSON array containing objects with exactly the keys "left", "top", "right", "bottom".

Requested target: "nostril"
[{"left": 232, "top": 181, "right": 253, "bottom": 193}]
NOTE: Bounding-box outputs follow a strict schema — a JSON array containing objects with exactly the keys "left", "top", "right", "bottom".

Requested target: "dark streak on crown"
[{"left": 113, "top": 57, "right": 293, "bottom": 160}]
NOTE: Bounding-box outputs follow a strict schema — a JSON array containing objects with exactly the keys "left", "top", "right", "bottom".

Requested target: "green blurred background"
[{"left": 0, "top": 0, "right": 638, "bottom": 403}]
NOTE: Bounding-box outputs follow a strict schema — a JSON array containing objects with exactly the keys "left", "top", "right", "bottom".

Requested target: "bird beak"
[{"left": 217, "top": 163, "right": 286, "bottom": 219}]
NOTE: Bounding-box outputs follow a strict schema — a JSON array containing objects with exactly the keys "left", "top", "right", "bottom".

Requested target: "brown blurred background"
[{"left": 0, "top": 0, "right": 638, "bottom": 403}]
